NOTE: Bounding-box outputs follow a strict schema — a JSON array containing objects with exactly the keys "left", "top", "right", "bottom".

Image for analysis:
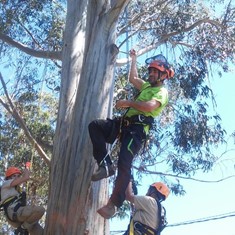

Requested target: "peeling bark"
[{"left": 44, "top": 1, "right": 129, "bottom": 234}]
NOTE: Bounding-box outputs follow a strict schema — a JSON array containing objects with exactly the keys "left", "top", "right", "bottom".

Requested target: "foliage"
[
  {"left": 0, "top": 90, "right": 55, "bottom": 228},
  {"left": 0, "top": 0, "right": 235, "bottom": 230},
  {"left": 0, "top": 0, "right": 65, "bottom": 52}
]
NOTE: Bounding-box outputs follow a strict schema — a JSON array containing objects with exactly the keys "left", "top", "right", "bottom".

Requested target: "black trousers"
[{"left": 88, "top": 118, "right": 146, "bottom": 207}]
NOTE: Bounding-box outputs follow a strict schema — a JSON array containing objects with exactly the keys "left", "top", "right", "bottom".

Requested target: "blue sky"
[{"left": 110, "top": 70, "right": 235, "bottom": 234}]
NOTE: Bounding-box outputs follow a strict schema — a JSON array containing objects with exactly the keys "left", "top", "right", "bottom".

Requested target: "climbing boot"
[
  {"left": 97, "top": 200, "right": 116, "bottom": 219},
  {"left": 91, "top": 162, "right": 115, "bottom": 181}
]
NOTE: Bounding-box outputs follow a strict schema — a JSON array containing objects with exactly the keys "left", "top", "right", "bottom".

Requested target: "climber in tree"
[
  {"left": 124, "top": 181, "right": 170, "bottom": 235},
  {"left": 1, "top": 166, "right": 45, "bottom": 235},
  {"left": 88, "top": 49, "right": 174, "bottom": 219}
]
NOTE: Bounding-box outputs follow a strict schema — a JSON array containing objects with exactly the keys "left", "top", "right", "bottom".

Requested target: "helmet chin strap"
[
  {"left": 157, "top": 71, "right": 161, "bottom": 82},
  {"left": 154, "top": 71, "right": 163, "bottom": 84},
  {"left": 158, "top": 72, "right": 168, "bottom": 84}
]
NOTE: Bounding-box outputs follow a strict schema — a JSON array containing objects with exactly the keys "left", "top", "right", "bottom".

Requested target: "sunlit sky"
[{"left": 110, "top": 70, "right": 235, "bottom": 234}]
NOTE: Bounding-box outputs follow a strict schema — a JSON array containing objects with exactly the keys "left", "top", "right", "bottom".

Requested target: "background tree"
[{"left": 0, "top": 0, "right": 235, "bottom": 234}]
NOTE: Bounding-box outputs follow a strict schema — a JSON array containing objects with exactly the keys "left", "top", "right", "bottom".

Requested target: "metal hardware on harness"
[
  {"left": 138, "top": 114, "right": 145, "bottom": 122},
  {"left": 123, "top": 119, "right": 130, "bottom": 126},
  {"left": 123, "top": 115, "right": 154, "bottom": 126}
]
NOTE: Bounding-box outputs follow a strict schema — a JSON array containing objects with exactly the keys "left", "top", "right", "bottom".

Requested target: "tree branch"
[
  {"left": 116, "top": 38, "right": 167, "bottom": 66},
  {"left": 0, "top": 96, "right": 12, "bottom": 113},
  {"left": 134, "top": 166, "right": 235, "bottom": 183},
  {"left": 116, "top": 18, "right": 224, "bottom": 66},
  {"left": 0, "top": 72, "right": 51, "bottom": 165},
  {"left": 0, "top": 33, "right": 62, "bottom": 61}
]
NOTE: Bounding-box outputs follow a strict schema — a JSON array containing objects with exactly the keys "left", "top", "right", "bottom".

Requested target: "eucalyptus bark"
[{"left": 44, "top": 1, "right": 129, "bottom": 234}]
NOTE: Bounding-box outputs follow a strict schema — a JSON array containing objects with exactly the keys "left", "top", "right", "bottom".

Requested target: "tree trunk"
[{"left": 44, "top": 1, "right": 129, "bottom": 234}]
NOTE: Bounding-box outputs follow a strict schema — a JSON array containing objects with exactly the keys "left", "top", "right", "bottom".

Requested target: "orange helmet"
[
  {"left": 148, "top": 60, "right": 174, "bottom": 79},
  {"left": 5, "top": 167, "right": 22, "bottom": 178},
  {"left": 151, "top": 182, "right": 170, "bottom": 200}
]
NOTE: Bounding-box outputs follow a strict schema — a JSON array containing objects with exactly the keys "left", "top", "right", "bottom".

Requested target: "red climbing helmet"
[
  {"left": 5, "top": 167, "right": 22, "bottom": 178},
  {"left": 148, "top": 60, "right": 175, "bottom": 79},
  {"left": 151, "top": 182, "right": 170, "bottom": 200}
]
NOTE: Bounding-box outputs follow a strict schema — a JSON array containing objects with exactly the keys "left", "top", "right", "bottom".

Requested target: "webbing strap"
[
  {"left": 2, "top": 194, "right": 25, "bottom": 223},
  {"left": 4, "top": 201, "right": 22, "bottom": 222},
  {"left": 2, "top": 196, "right": 17, "bottom": 206},
  {"left": 129, "top": 219, "right": 134, "bottom": 235},
  {"left": 12, "top": 202, "right": 22, "bottom": 221},
  {"left": 134, "top": 221, "right": 156, "bottom": 235}
]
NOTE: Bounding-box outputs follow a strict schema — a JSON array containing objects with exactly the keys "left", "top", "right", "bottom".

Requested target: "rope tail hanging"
[
  {"left": 124, "top": 3, "right": 134, "bottom": 101},
  {"left": 25, "top": 60, "right": 47, "bottom": 195}
]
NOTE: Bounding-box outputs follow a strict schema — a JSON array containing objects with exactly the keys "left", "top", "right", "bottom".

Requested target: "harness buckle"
[
  {"left": 134, "top": 221, "right": 142, "bottom": 232},
  {"left": 123, "top": 119, "right": 130, "bottom": 126}
]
